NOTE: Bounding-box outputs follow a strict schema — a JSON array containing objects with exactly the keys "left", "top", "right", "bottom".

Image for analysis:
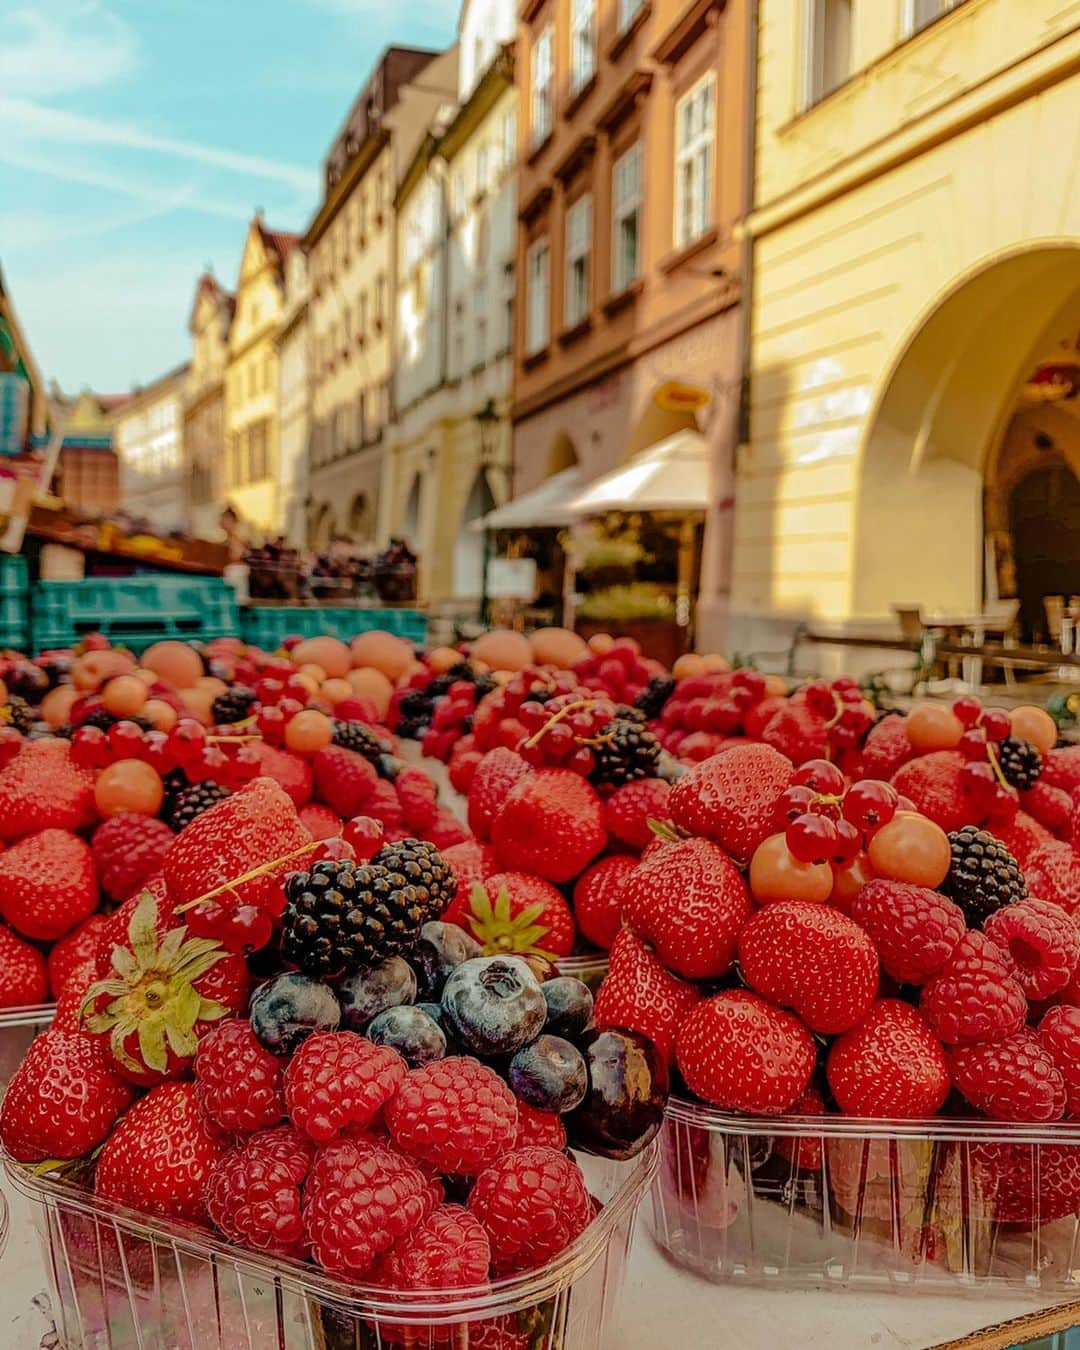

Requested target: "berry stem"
[
  {"left": 523, "top": 698, "right": 597, "bottom": 749},
  {"left": 173, "top": 839, "right": 324, "bottom": 914},
  {"left": 985, "top": 743, "right": 1015, "bottom": 795}
]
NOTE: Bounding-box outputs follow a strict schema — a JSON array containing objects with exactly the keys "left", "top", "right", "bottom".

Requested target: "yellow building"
[
  {"left": 708, "top": 0, "right": 1080, "bottom": 656},
  {"left": 185, "top": 273, "right": 234, "bottom": 540},
  {"left": 224, "top": 216, "right": 299, "bottom": 538}
]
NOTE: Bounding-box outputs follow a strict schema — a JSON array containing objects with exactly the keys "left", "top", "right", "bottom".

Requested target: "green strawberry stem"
[{"left": 467, "top": 882, "right": 559, "bottom": 961}]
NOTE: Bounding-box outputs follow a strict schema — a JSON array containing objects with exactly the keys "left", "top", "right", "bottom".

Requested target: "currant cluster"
[
  {"left": 571, "top": 636, "right": 654, "bottom": 703},
  {"left": 71, "top": 717, "right": 261, "bottom": 790},
  {"left": 952, "top": 696, "right": 1026, "bottom": 824},
  {"left": 503, "top": 667, "right": 577, "bottom": 715},
  {"left": 781, "top": 759, "right": 899, "bottom": 866},
  {"left": 517, "top": 694, "right": 618, "bottom": 773},
  {"left": 420, "top": 680, "right": 479, "bottom": 763},
  {"left": 803, "top": 677, "right": 874, "bottom": 751}
]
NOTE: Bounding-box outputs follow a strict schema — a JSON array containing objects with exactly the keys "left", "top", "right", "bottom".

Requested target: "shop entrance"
[{"left": 1008, "top": 462, "right": 1080, "bottom": 643}]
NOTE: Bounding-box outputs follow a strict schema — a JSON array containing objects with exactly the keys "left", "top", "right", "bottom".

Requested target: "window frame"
[
  {"left": 570, "top": 0, "right": 596, "bottom": 94},
  {"left": 525, "top": 236, "right": 551, "bottom": 355},
  {"left": 802, "top": 0, "right": 854, "bottom": 110},
  {"left": 901, "top": 0, "right": 963, "bottom": 36},
  {"left": 611, "top": 142, "right": 643, "bottom": 295},
  {"left": 564, "top": 193, "right": 592, "bottom": 329},
  {"left": 618, "top": 0, "right": 644, "bottom": 34},
  {"left": 531, "top": 27, "right": 554, "bottom": 147},
  {"left": 674, "top": 72, "right": 716, "bottom": 250}
]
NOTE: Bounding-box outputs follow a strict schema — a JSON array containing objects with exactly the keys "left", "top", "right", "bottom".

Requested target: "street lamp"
[{"left": 475, "top": 398, "right": 499, "bottom": 625}]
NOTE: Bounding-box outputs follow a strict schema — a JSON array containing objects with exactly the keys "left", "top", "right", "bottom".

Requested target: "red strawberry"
[
  {"left": 593, "top": 928, "right": 700, "bottom": 1064},
  {"left": 51, "top": 960, "right": 98, "bottom": 1032},
  {"left": 365, "top": 778, "right": 406, "bottom": 831},
  {"left": 761, "top": 700, "right": 829, "bottom": 766},
  {"left": 738, "top": 900, "right": 878, "bottom": 1035},
  {"left": 620, "top": 837, "right": 751, "bottom": 980},
  {"left": 1043, "top": 746, "right": 1080, "bottom": 794},
  {"left": 675, "top": 990, "right": 815, "bottom": 1114},
  {"left": 603, "top": 778, "right": 672, "bottom": 851},
  {"left": 827, "top": 1000, "right": 950, "bottom": 1118},
  {"left": 441, "top": 839, "right": 498, "bottom": 925},
  {"left": 95, "top": 1081, "right": 229, "bottom": 1225},
  {"left": 0, "top": 1029, "right": 134, "bottom": 1162},
  {"left": 0, "top": 828, "right": 98, "bottom": 941},
  {"left": 491, "top": 769, "right": 606, "bottom": 884},
  {"left": 92, "top": 812, "right": 174, "bottom": 901},
  {"left": 425, "top": 804, "right": 470, "bottom": 849},
  {"left": 774, "top": 1084, "right": 826, "bottom": 1173},
  {"left": 0, "top": 923, "right": 47, "bottom": 1008},
  {"left": 47, "top": 913, "right": 110, "bottom": 998},
  {"left": 1021, "top": 781, "right": 1073, "bottom": 832},
  {"left": 448, "top": 738, "right": 482, "bottom": 795},
  {"left": 742, "top": 694, "right": 786, "bottom": 741},
  {"left": 573, "top": 854, "right": 637, "bottom": 950},
  {"left": 298, "top": 802, "right": 343, "bottom": 839},
  {"left": 455, "top": 872, "right": 575, "bottom": 958},
  {"left": 890, "top": 751, "right": 975, "bottom": 833},
  {"left": 989, "top": 809, "right": 1052, "bottom": 867},
  {"left": 1026, "top": 841, "right": 1080, "bottom": 915},
  {"left": 312, "top": 745, "right": 378, "bottom": 817},
  {"left": 248, "top": 742, "right": 313, "bottom": 808},
  {"left": 467, "top": 748, "right": 533, "bottom": 842},
  {"left": 669, "top": 742, "right": 793, "bottom": 864},
  {"left": 860, "top": 715, "right": 918, "bottom": 781},
  {"left": 0, "top": 739, "right": 96, "bottom": 843}
]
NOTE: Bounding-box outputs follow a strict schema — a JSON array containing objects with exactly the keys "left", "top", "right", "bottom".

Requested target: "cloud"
[{"left": 0, "top": 2, "right": 137, "bottom": 98}]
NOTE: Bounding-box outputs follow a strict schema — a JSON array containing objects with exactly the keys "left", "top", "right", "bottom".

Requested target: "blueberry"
[
  {"left": 250, "top": 972, "right": 341, "bottom": 1056},
  {"left": 542, "top": 978, "right": 595, "bottom": 1040},
  {"left": 339, "top": 956, "right": 417, "bottom": 1030},
  {"left": 367, "top": 1005, "right": 447, "bottom": 1067},
  {"left": 509, "top": 1034, "right": 588, "bottom": 1113},
  {"left": 416, "top": 1000, "right": 445, "bottom": 1024},
  {"left": 441, "top": 955, "right": 546, "bottom": 1057},
  {"left": 412, "top": 921, "right": 482, "bottom": 1001},
  {"left": 565, "top": 1028, "right": 669, "bottom": 1161}
]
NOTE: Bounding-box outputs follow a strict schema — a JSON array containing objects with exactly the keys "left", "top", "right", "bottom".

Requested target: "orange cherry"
[
  {"left": 142, "top": 698, "right": 178, "bottom": 731},
  {"left": 867, "top": 811, "right": 951, "bottom": 888},
  {"left": 101, "top": 674, "right": 149, "bottom": 718},
  {"left": 94, "top": 759, "right": 164, "bottom": 816},
  {"left": 828, "top": 852, "right": 876, "bottom": 915},
  {"left": 1009, "top": 705, "right": 1057, "bottom": 755},
  {"left": 284, "top": 709, "right": 334, "bottom": 755},
  {"left": 906, "top": 703, "right": 964, "bottom": 753},
  {"left": 749, "top": 833, "right": 834, "bottom": 905}
]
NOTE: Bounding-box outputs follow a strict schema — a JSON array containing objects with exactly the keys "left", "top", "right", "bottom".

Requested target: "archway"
[
  {"left": 401, "top": 473, "right": 422, "bottom": 550},
  {"left": 453, "top": 470, "right": 497, "bottom": 599},
  {"left": 852, "top": 244, "right": 1080, "bottom": 619},
  {"left": 546, "top": 432, "right": 579, "bottom": 478},
  {"left": 1009, "top": 464, "right": 1080, "bottom": 642},
  {"left": 348, "top": 492, "right": 371, "bottom": 543},
  {"left": 309, "top": 502, "right": 334, "bottom": 550}
]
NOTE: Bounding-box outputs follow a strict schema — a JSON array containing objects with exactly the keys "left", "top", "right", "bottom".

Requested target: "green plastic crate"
[
  {"left": 242, "top": 606, "right": 427, "bottom": 651},
  {"left": 0, "top": 593, "right": 28, "bottom": 651},
  {"left": 0, "top": 556, "right": 28, "bottom": 595},
  {"left": 31, "top": 576, "right": 239, "bottom": 652}
]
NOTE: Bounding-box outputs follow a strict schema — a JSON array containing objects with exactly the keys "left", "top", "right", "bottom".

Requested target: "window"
[
  {"left": 475, "top": 275, "right": 488, "bottom": 368},
  {"left": 675, "top": 74, "right": 715, "bottom": 248},
  {"left": 357, "top": 191, "right": 367, "bottom": 241},
  {"left": 804, "top": 0, "right": 852, "bottom": 106},
  {"left": 564, "top": 195, "right": 592, "bottom": 328},
  {"left": 618, "top": 0, "right": 644, "bottom": 31},
  {"left": 502, "top": 264, "right": 515, "bottom": 355},
  {"left": 525, "top": 238, "right": 550, "bottom": 354},
  {"left": 358, "top": 290, "right": 368, "bottom": 342},
  {"left": 452, "top": 170, "right": 466, "bottom": 217},
  {"left": 453, "top": 298, "right": 466, "bottom": 377},
  {"left": 501, "top": 108, "right": 517, "bottom": 171},
  {"left": 904, "top": 0, "right": 963, "bottom": 33},
  {"left": 531, "top": 28, "right": 553, "bottom": 146},
  {"left": 570, "top": 0, "right": 595, "bottom": 93},
  {"left": 612, "top": 143, "right": 642, "bottom": 293},
  {"left": 358, "top": 390, "right": 368, "bottom": 444},
  {"left": 375, "top": 274, "right": 387, "bottom": 329},
  {"left": 476, "top": 144, "right": 489, "bottom": 195}
]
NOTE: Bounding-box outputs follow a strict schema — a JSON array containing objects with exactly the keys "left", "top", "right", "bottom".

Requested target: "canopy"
[
  {"left": 472, "top": 465, "right": 583, "bottom": 531},
  {"left": 569, "top": 429, "right": 709, "bottom": 514}
]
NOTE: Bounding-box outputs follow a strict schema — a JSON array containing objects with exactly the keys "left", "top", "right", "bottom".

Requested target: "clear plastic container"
[
  {"left": 554, "top": 952, "right": 610, "bottom": 993},
  {"left": 649, "top": 1097, "right": 1080, "bottom": 1296},
  {"left": 0, "top": 1004, "right": 55, "bottom": 1085},
  {"left": 6, "top": 1143, "right": 657, "bottom": 1349}
]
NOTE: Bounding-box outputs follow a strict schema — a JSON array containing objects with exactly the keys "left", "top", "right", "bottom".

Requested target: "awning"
[
  {"left": 569, "top": 429, "right": 709, "bottom": 514},
  {"left": 472, "top": 465, "right": 583, "bottom": 531}
]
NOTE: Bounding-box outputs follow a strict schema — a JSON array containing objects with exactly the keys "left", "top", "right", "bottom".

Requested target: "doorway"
[
  {"left": 453, "top": 470, "right": 496, "bottom": 599},
  {"left": 1009, "top": 464, "right": 1080, "bottom": 642}
]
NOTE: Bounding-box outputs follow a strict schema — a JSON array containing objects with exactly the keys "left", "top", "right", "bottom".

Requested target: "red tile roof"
[
  {"left": 257, "top": 225, "right": 301, "bottom": 269},
  {"left": 97, "top": 394, "right": 132, "bottom": 412}
]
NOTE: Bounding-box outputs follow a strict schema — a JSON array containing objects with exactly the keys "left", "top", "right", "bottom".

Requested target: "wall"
[{"left": 111, "top": 371, "right": 188, "bottom": 530}]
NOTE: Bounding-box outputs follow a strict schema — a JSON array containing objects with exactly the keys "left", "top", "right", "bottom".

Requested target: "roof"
[
  {"left": 569, "top": 430, "right": 710, "bottom": 514},
  {"left": 98, "top": 394, "right": 133, "bottom": 412},
  {"left": 257, "top": 224, "right": 301, "bottom": 270},
  {"left": 472, "top": 466, "right": 583, "bottom": 531}
]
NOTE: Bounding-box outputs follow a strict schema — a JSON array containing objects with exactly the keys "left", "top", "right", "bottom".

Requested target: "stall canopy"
[
  {"left": 472, "top": 465, "right": 583, "bottom": 531},
  {"left": 569, "top": 429, "right": 709, "bottom": 514}
]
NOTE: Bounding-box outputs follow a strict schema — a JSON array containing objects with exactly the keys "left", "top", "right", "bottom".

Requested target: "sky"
[{"left": 0, "top": 0, "right": 457, "bottom": 394}]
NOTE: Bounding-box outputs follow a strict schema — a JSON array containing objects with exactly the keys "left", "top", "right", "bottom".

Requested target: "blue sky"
[{"left": 0, "top": 0, "right": 457, "bottom": 393}]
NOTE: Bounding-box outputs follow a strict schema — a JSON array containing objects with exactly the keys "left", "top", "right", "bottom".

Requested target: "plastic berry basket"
[
  {"left": 0, "top": 1003, "right": 55, "bottom": 1086},
  {"left": 6, "top": 1143, "right": 657, "bottom": 1349},
  {"left": 649, "top": 1098, "right": 1080, "bottom": 1297}
]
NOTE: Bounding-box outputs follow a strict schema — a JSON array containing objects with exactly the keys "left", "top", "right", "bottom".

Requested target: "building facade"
[
  {"left": 224, "top": 217, "right": 299, "bottom": 538},
  {"left": 304, "top": 47, "right": 458, "bottom": 551},
  {"left": 723, "top": 0, "right": 1080, "bottom": 654},
  {"left": 52, "top": 391, "right": 124, "bottom": 516},
  {"left": 184, "top": 273, "right": 233, "bottom": 540},
  {"left": 111, "top": 363, "right": 189, "bottom": 530},
  {"left": 277, "top": 248, "right": 311, "bottom": 547}
]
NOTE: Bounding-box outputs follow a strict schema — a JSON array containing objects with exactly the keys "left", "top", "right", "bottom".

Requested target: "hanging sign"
[{"left": 486, "top": 556, "right": 537, "bottom": 599}]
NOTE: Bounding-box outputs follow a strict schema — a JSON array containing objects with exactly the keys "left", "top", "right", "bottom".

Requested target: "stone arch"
[
  {"left": 309, "top": 502, "right": 335, "bottom": 549},
  {"left": 401, "top": 473, "right": 422, "bottom": 548},
  {"left": 453, "top": 469, "right": 497, "bottom": 599},
  {"left": 545, "top": 431, "right": 579, "bottom": 478},
  {"left": 348, "top": 491, "right": 371, "bottom": 542}
]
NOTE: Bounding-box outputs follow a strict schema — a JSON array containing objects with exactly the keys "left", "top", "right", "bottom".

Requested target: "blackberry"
[
  {"left": 1, "top": 695, "right": 35, "bottom": 735},
  {"left": 635, "top": 675, "right": 676, "bottom": 720},
  {"left": 427, "top": 675, "right": 457, "bottom": 699},
  {"left": 332, "top": 720, "right": 390, "bottom": 764},
  {"left": 941, "top": 826, "right": 1027, "bottom": 927},
  {"left": 994, "top": 737, "right": 1042, "bottom": 791},
  {"left": 281, "top": 858, "right": 429, "bottom": 978},
  {"left": 373, "top": 838, "right": 456, "bottom": 918},
  {"left": 615, "top": 703, "right": 647, "bottom": 726},
  {"left": 162, "top": 780, "right": 232, "bottom": 833},
  {"left": 75, "top": 707, "right": 154, "bottom": 734},
  {"left": 590, "top": 718, "right": 661, "bottom": 788},
  {"left": 398, "top": 690, "right": 432, "bottom": 721},
  {"left": 474, "top": 674, "right": 498, "bottom": 699},
  {"left": 210, "top": 685, "right": 256, "bottom": 726}
]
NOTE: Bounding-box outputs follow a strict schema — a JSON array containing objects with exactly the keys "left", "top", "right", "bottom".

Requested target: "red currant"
[
  {"left": 792, "top": 759, "right": 845, "bottom": 795},
  {"left": 71, "top": 724, "right": 109, "bottom": 769},
  {"left": 779, "top": 785, "right": 817, "bottom": 821},
  {"left": 278, "top": 697, "right": 305, "bottom": 723},
  {"left": 168, "top": 719, "right": 207, "bottom": 764},
  {"left": 951, "top": 695, "right": 982, "bottom": 727},
  {"left": 230, "top": 745, "right": 261, "bottom": 783},
  {"left": 832, "top": 677, "right": 860, "bottom": 694},
  {"left": 256, "top": 677, "right": 284, "bottom": 706},
  {"left": 143, "top": 730, "right": 174, "bottom": 777},
  {"left": 189, "top": 744, "right": 229, "bottom": 783},
  {"left": 831, "top": 817, "right": 863, "bottom": 864},
  {"left": 842, "top": 780, "right": 898, "bottom": 831},
  {"left": 343, "top": 815, "right": 385, "bottom": 860},
  {"left": 569, "top": 746, "right": 595, "bottom": 776},
  {"left": 979, "top": 708, "right": 1012, "bottom": 743},
  {"left": 960, "top": 759, "right": 997, "bottom": 812},
  {"left": 804, "top": 682, "right": 836, "bottom": 718},
  {"left": 283, "top": 675, "right": 312, "bottom": 704},
  {"left": 786, "top": 812, "right": 838, "bottom": 864},
  {"left": 219, "top": 904, "right": 274, "bottom": 953},
  {"left": 958, "top": 728, "right": 988, "bottom": 760},
  {"left": 987, "top": 784, "right": 1019, "bottom": 825},
  {"left": 185, "top": 901, "right": 226, "bottom": 939},
  {"left": 256, "top": 704, "right": 286, "bottom": 745},
  {"left": 107, "top": 720, "right": 146, "bottom": 760}
]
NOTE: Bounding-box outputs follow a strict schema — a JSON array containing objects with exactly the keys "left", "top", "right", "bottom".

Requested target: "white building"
[
  {"left": 277, "top": 249, "right": 310, "bottom": 546},
  {"left": 112, "top": 362, "right": 189, "bottom": 530}
]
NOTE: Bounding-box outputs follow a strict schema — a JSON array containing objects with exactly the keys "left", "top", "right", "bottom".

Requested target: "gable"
[{"left": 238, "top": 225, "right": 267, "bottom": 287}]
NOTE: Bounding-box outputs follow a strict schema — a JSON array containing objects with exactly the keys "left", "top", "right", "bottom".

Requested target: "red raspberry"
[
  {"left": 458, "top": 1317, "right": 528, "bottom": 1350},
  {"left": 774, "top": 1084, "right": 825, "bottom": 1173},
  {"left": 950, "top": 1028, "right": 1067, "bottom": 1121},
  {"left": 92, "top": 813, "right": 174, "bottom": 901},
  {"left": 827, "top": 1000, "right": 950, "bottom": 1118},
  {"left": 572, "top": 855, "right": 636, "bottom": 950},
  {"left": 298, "top": 803, "right": 343, "bottom": 840},
  {"left": 849, "top": 879, "right": 965, "bottom": 986},
  {"left": 1021, "top": 781, "right": 1073, "bottom": 832},
  {"left": 919, "top": 931, "right": 1027, "bottom": 1045},
  {"left": 989, "top": 809, "right": 1052, "bottom": 868},
  {"left": 385, "top": 1056, "right": 518, "bottom": 1176},
  {"left": 1038, "top": 1006, "right": 1080, "bottom": 1116},
  {"left": 303, "top": 1138, "right": 441, "bottom": 1278},
  {"left": 47, "top": 914, "right": 109, "bottom": 999},
  {"left": 737, "top": 900, "right": 878, "bottom": 1035},
  {"left": 1026, "top": 842, "right": 1080, "bottom": 916},
  {"left": 985, "top": 896, "right": 1080, "bottom": 1000},
  {"left": 1043, "top": 745, "right": 1080, "bottom": 794},
  {"left": 396, "top": 767, "right": 438, "bottom": 833},
  {"left": 513, "top": 1101, "right": 567, "bottom": 1151},
  {"left": 372, "top": 1203, "right": 490, "bottom": 1290},
  {"left": 593, "top": 927, "right": 701, "bottom": 1065},
  {"left": 284, "top": 1031, "right": 407, "bottom": 1143},
  {"left": 965, "top": 1140, "right": 1080, "bottom": 1222},
  {"left": 312, "top": 746, "right": 378, "bottom": 818},
  {"left": 674, "top": 990, "right": 815, "bottom": 1114},
  {"left": 448, "top": 745, "right": 482, "bottom": 796},
  {"left": 467, "top": 1146, "right": 592, "bottom": 1274},
  {"left": 205, "top": 1125, "right": 314, "bottom": 1258},
  {"left": 603, "top": 778, "right": 672, "bottom": 851},
  {"left": 248, "top": 743, "right": 313, "bottom": 808},
  {"left": 426, "top": 804, "right": 470, "bottom": 849},
  {"left": 860, "top": 715, "right": 917, "bottom": 781},
  {"left": 195, "top": 1020, "right": 286, "bottom": 1135},
  {"left": 365, "top": 779, "right": 406, "bottom": 831},
  {"left": 890, "top": 751, "right": 972, "bottom": 833}
]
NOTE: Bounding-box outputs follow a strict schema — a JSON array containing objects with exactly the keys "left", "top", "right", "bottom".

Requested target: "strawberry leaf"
[{"left": 137, "top": 1020, "right": 168, "bottom": 1076}]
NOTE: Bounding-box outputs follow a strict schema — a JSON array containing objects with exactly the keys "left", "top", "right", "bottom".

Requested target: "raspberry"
[
  {"left": 1038, "top": 1006, "right": 1080, "bottom": 1116},
  {"left": 284, "top": 1031, "right": 407, "bottom": 1143},
  {"left": 92, "top": 813, "right": 175, "bottom": 901},
  {"left": 827, "top": 1000, "right": 950, "bottom": 1118},
  {"left": 312, "top": 746, "right": 378, "bottom": 818},
  {"left": 1020, "top": 781, "right": 1073, "bottom": 832},
  {"left": 205, "top": 1125, "right": 314, "bottom": 1258},
  {"left": 737, "top": 900, "right": 878, "bottom": 1035},
  {"left": 989, "top": 809, "right": 1052, "bottom": 868},
  {"left": 46, "top": 914, "right": 109, "bottom": 998},
  {"left": 372, "top": 1203, "right": 490, "bottom": 1290},
  {"left": 849, "top": 879, "right": 965, "bottom": 986},
  {"left": 467, "top": 1146, "right": 592, "bottom": 1274},
  {"left": 919, "top": 931, "right": 1027, "bottom": 1045},
  {"left": 365, "top": 779, "right": 406, "bottom": 831},
  {"left": 1042, "top": 745, "right": 1080, "bottom": 793},
  {"left": 572, "top": 855, "right": 636, "bottom": 950},
  {"left": 513, "top": 1101, "right": 567, "bottom": 1151},
  {"left": 603, "top": 778, "right": 672, "bottom": 851},
  {"left": 385, "top": 1056, "right": 518, "bottom": 1176},
  {"left": 950, "top": 1029, "right": 1067, "bottom": 1121},
  {"left": 1026, "top": 841, "right": 1080, "bottom": 916},
  {"left": 674, "top": 990, "right": 815, "bottom": 1114},
  {"left": 297, "top": 803, "right": 343, "bottom": 840},
  {"left": 396, "top": 767, "right": 438, "bottom": 833},
  {"left": 194, "top": 1020, "right": 286, "bottom": 1135},
  {"left": 302, "top": 1138, "right": 441, "bottom": 1278},
  {"left": 984, "top": 896, "right": 1080, "bottom": 1001},
  {"left": 965, "top": 1140, "right": 1080, "bottom": 1223},
  {"left": 860, "top": 715, "right": 917, "bottom": 780}
]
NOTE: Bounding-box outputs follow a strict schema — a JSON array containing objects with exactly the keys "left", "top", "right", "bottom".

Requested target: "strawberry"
[
  {"left": 1020, "top": 781, "right": 1073, "bottom": 833},
  {"left": 467, "top": 748, "right": 533, "bottom": 842},
  {"left": 298, "top": 802, "right": 343, "bottom": 839},
  {"left": 0, "top": 1029, "right": 134, "bottom": 1162},
  {"left": 774, "top": 1084, "right": 826, "bottom": 1173},
  {"left": 365, "top": 778, "right": 406, "bottom": 832},
  {"left": 95, "top": 1081, "right": 229, "bottom": 1225},
  {"left": 1042, "top": 745, "right": 1080, "bottom": 794},
  {"left": 603, "top": 778, "right": 672, "bottom": 851},
  {"left": 890, "top": 751, "right": 975, "bottom": 833},
  {"left": 491, "top": 769, "right": 606, "bottom": 884},
  {"left": 448, "top": 737, "right": 482, "bottom": 795},
  {"left": 761, "top": 700, "right": 829, "bottom": 766},
  {"left": 827, "top": 1000, "right": 950, "bottom": 1118},
  {"left": 675, "top": 990, "right": 815, "bottom": 1114},
  {"left": 424, "top": 804, "right": 470, "bottom": 849},
  {"left": 669, "top": 742, "right": 793, "bottom": 864},
  {"left": 620, "top": 837, "right": 751, "bottom": 980},
  {"left": 859, "top": 714, "right": 918, "bottom": 781},
  {"left": 93, "top": 874, "right": 167, "bottom": 977},
  {"left": 312, "top": 746, "right": 378, "bottom": 817},
  {"left": 741, "top": 694, "right": 786, "bottom": 742},
  {"left": 0, "top": 923, "right": 47, "bottom": 1008},
  {"left": 989, "top": 809, "right": 1052, "bottom": 867},
  {"left": 396, "top": 766, "right": 438, "bottom": 833},
  {"left": 441, "top": 839, "right": 498, "bottom": 926},
  {"left": 455, "top": 872, "right": 575, "bottom": 958},
  {"left": 51, "top": 960, "right": 98, "bottom": 1032},
  {"left": 737, "top": 900, "right": 879, "bottom": 1035},
  {"left": 0, "top": 828, "right": 98, "bottom": 941},
  {"left": 92, "top": 812, "right": 174, "bottom": 901},
  {"left": 47, "top": 913, "right": 110, "bottom": 998},
  {"left": 593, "top": 928, "right": 700, "bottom": 1064},
  {"left": 0, "top": 739, "right": 96, "bottom": 843},
  {"left": 1026, "top": 841, "right": 1080, "bottom": 915},
  {"left": 248, "top": 742, "right": 314, "bottom": 808},
  {"left": 573, "top": 854, "right": 637, "bottom": 950}
]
